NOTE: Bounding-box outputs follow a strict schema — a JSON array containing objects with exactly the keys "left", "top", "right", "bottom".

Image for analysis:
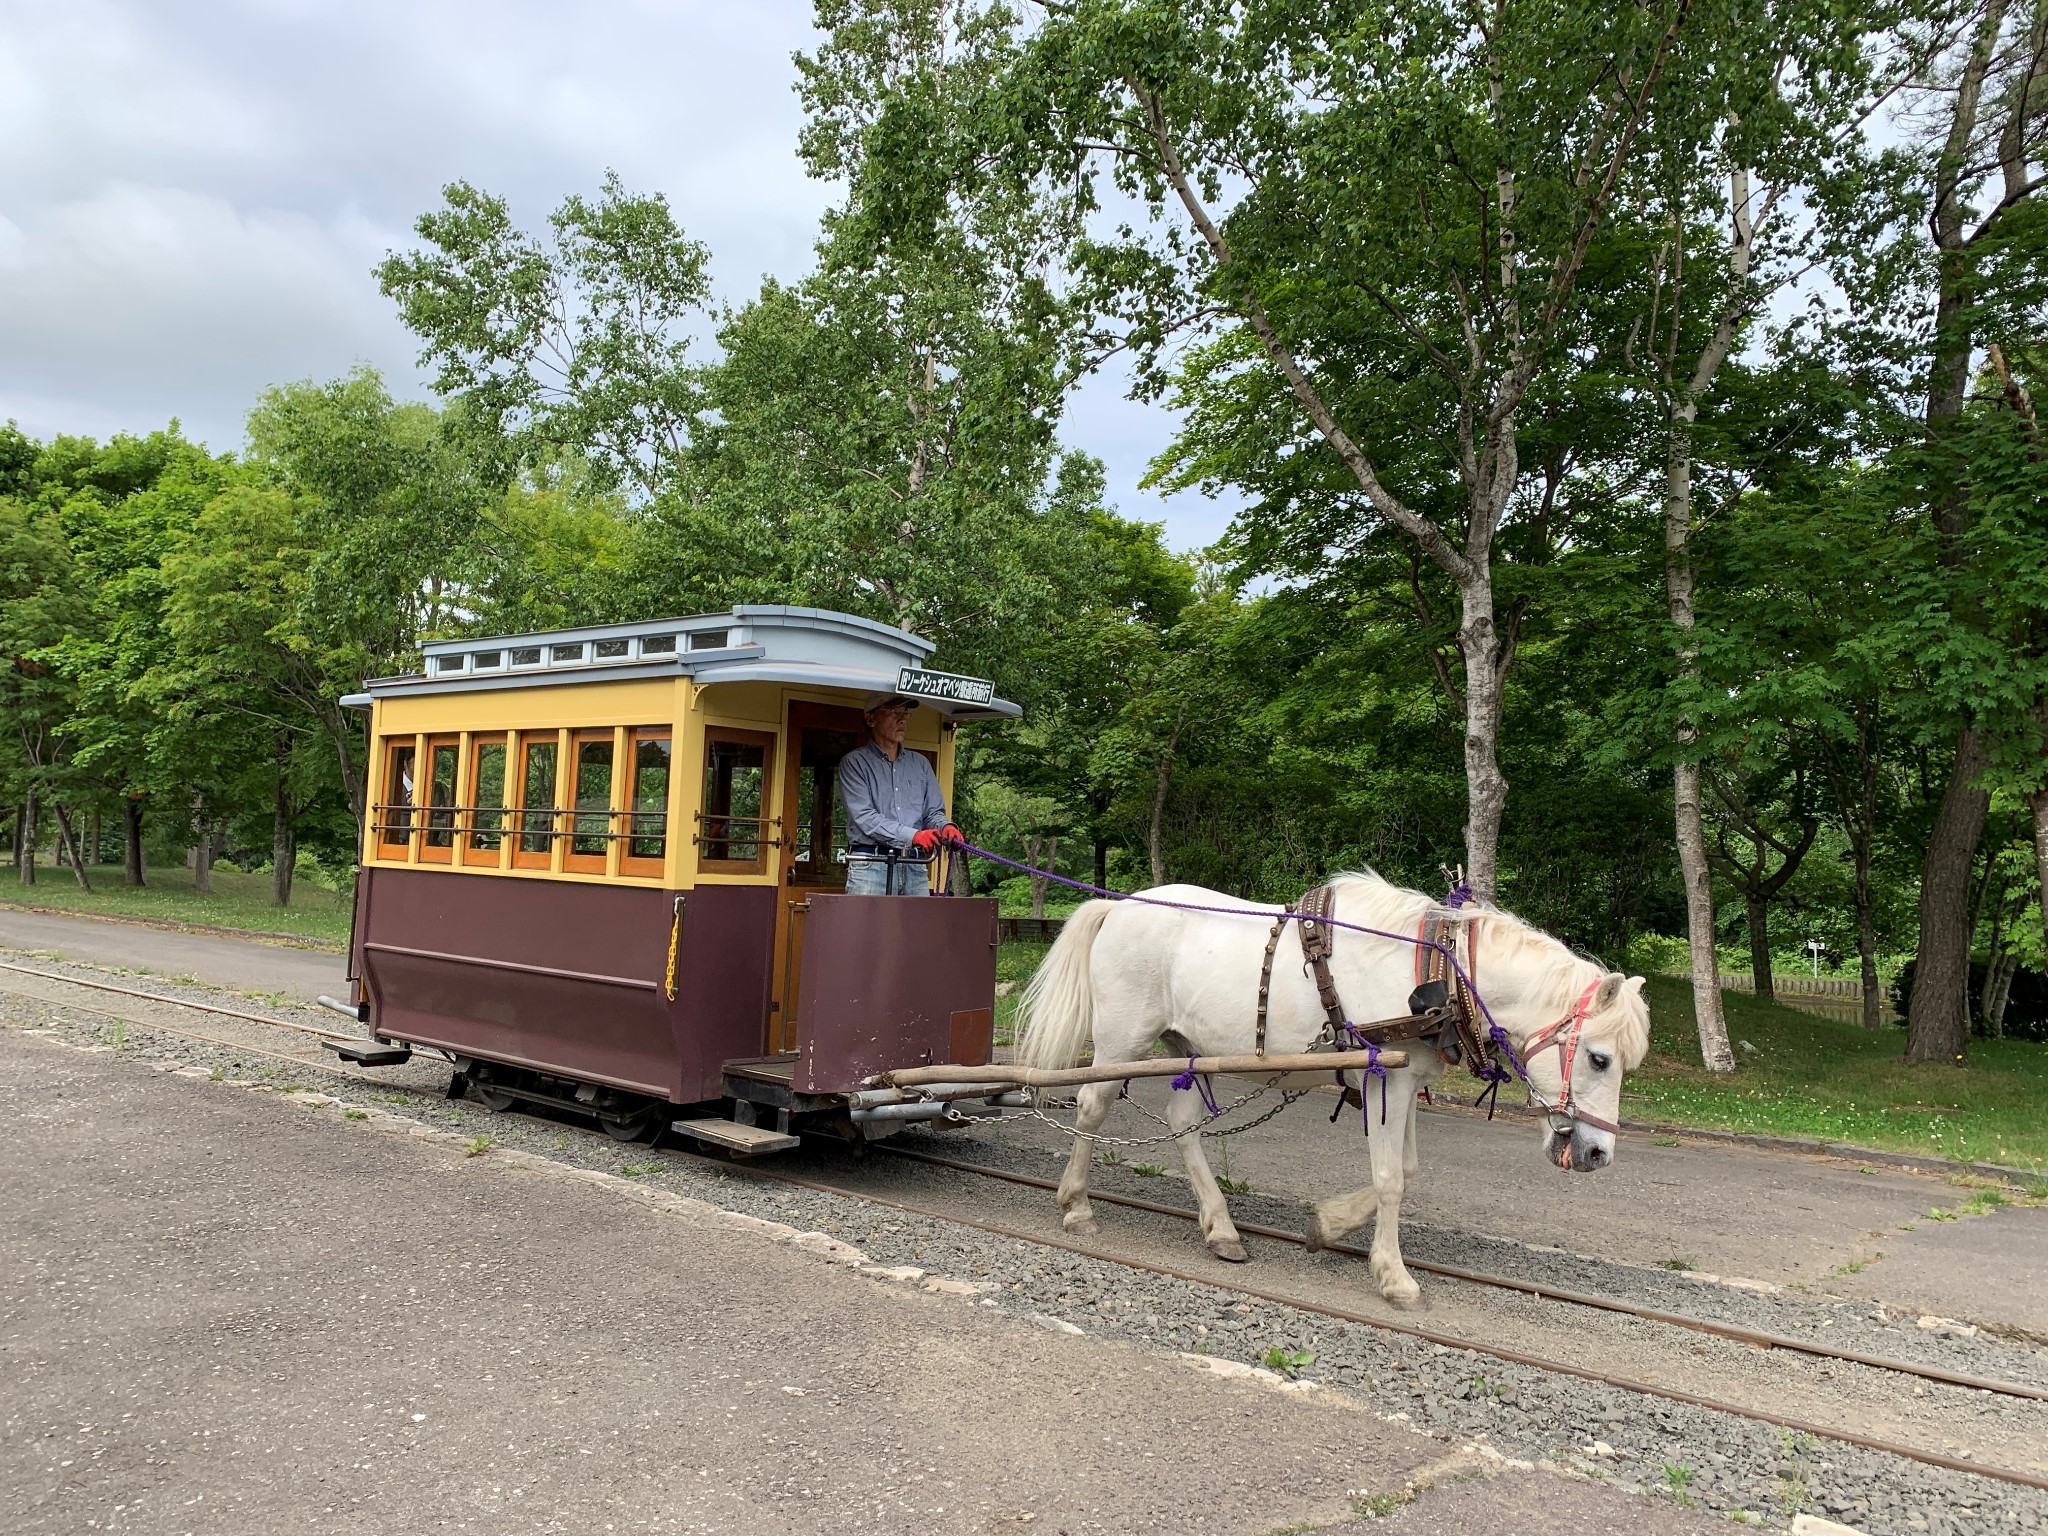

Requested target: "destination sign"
[{"left": 897, "top": 666, "right": 996, "bottom": 706}]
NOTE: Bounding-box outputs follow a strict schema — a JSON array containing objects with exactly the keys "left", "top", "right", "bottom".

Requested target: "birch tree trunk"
[
  {"left": 19, "top": 788, "right": 38, "bottom": 886},
  {"left": 2035, "top": 786, "right": 2048, "bottom": 982},
  {"left": 53, "top": 806, "right": 90, "bottom": 891},
  {"left": 1458, "top": 571, "right": 1510, "bottom": 903}
]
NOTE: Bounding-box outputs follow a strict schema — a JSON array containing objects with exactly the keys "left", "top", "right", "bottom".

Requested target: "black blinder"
[{"left": 1408, "top": 978, "right": 1449, "bottom": 1016}]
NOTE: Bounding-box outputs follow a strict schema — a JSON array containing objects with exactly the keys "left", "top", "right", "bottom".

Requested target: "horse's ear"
[
  {"left": 1625, "top": 975, "right": 1646, "bottom": 996},
  {"left": 1596, "top": 973, "right": 1623, "bottom": 1009}
]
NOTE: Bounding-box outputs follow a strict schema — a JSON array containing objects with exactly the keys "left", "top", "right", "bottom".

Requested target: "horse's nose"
[{"left": 1578, "top": 1138, "right": 1610, "bottom": 1171}]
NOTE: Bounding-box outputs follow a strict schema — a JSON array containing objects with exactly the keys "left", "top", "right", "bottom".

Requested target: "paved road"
[
  {"left": 3, "top": 906, "right": 2042, "bottom": 1338},
  {"left": 0, "top": 907, "right": 346, "bottom": 1006},
  {"left": 0, "top": 1030, "right": 1731, "bottom": 1536}
]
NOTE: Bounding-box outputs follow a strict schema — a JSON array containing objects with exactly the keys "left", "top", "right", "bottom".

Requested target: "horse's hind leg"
[
  {"left": 1166, "top": 1083, "right": 1247, "bottom": 1263},
  {"left": 1056, "top": 1081, "right": 1119, "bottom": 1235},
  {"left": 1306, "top": 1070, "right": 1378, "bottom": 1251},
  {"left": 1305, "top": 1184, "right": 1376, "bottom": 1253}
]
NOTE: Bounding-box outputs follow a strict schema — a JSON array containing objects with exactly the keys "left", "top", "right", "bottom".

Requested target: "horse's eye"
[{"left": 1588, "top": 1051, "right": 1612, "bottom": 1072}]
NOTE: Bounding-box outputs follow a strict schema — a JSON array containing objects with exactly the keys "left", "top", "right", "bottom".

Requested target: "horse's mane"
[{"left": 1327, "top": 870, "right": 1650, "bottom": 1068}]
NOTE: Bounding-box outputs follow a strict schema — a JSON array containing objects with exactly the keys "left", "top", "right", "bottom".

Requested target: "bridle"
[{"left": 1517, "top": 980, "right": 1619, "bottom": 1136}]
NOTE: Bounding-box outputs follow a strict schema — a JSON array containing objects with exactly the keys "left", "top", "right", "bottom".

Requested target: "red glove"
[
  {"left": 939, "top": 823, "right": 964, "bottom": 847},
  {"left": 911, "top": 828, "right": 941, "bottom": 852}
]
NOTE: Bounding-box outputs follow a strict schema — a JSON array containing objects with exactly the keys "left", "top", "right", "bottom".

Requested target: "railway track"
[{"left": 6, "top": 963, "right": 2047, "bottom": 1501}]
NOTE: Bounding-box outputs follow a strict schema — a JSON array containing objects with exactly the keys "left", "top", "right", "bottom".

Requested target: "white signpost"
[{"left": 897, "top": 667, "right": 996, "bottom": 706}]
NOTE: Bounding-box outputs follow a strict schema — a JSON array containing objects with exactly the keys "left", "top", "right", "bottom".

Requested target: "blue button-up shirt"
[{"left": 839, "top": 742, "right": 948, "bottom": 849}]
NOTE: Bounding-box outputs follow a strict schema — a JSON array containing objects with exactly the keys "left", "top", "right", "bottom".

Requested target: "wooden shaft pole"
[{"left": 872, "top": 1049, "right": 1409, "bottom": 1090}]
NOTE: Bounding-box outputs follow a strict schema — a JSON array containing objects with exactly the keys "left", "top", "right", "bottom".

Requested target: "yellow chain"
[{"left": 663, "top": 894, "right": 684, "bottom": 1001}]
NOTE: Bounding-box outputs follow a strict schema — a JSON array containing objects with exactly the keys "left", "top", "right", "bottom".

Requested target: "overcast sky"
[{"left": 0, "top": 0, "right": 1239, "bottom": 549}]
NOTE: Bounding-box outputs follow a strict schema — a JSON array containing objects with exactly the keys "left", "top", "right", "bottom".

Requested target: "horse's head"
[{"left": 1517, "top": 969, "right": 1649, "bottom": 1174}]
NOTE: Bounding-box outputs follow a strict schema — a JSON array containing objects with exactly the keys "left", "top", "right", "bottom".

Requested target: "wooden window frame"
[
  {"left": 698, "top": 726, "right": 778, "bottom": 877},
  {"left": 459, "top": 730, "right": 515, "bottom": 869},
  {"left": 417, "top": 734, "right": 461, "bottom": 864},
  {"left": 620, "top": 727, "right": 674, "bottom": 880},
  {"left": 563, "top": 727, "right": 620, "bottom": 876},
  {"left": 378, "top": 736, "right": 419, "bottom": 859},
  {"left": 512, "top": 730, "right": 562, "bottom": 871}
]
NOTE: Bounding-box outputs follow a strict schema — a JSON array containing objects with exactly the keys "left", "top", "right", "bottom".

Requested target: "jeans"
[{"left": 845, "top": 855, "right": 930, "bottom": 897}]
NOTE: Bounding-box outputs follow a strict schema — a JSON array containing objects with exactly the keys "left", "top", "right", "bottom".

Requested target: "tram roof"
[{"left": 341, "top": 604, "right": 1023, "bottom": 721}]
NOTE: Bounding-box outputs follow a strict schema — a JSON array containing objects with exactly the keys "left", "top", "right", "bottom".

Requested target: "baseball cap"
[{"left": 864, "top": 693, "right": 919, "bottom": 713}]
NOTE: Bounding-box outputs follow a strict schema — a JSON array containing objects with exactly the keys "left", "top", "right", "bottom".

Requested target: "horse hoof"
[
  {"left": 1208, "top": 1238, "right": 1249, "bottom": 1264},
  {"left": 1064, "top": 1215, "right": 1100, "bottom": 1237},
  {"left": 1385, "top": 1289, "right": 1427, "bottom": 1312},
  {"left": 1303, "top": 1213, "right": 1326, "bottom": 1253}
]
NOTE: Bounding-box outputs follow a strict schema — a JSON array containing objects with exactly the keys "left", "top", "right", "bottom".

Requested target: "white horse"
[{"left": 1015, "top": 873, "right": 1650, "bottom": 1309}]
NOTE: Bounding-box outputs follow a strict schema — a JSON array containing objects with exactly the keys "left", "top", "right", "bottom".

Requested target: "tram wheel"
[
  {"left": 473, "top": 1084, "right": 519, "bottom": 1113},
  {"left": 599, "top": 1108, "right": 662, "bottom": 1142}
]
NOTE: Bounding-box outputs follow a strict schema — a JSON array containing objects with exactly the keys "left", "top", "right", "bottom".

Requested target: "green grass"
[
  {"left": 995, "top": 939, "right": 1050, "bottom": 1044},
  {"left": 1631, "top": 975, "right": 2048, "bottom": 1170},
  {"left": 2, "top": 862, "right": 350, "bottom": 946}
]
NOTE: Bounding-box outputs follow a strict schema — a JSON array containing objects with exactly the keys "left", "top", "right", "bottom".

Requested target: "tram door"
[{"left": 770, "top": 702, "right": 867, "bottom": 1051}]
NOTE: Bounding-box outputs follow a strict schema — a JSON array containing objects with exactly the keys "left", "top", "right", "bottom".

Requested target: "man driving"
[{"left": 839, "top": 693, "right": 961, "bottom": 896}]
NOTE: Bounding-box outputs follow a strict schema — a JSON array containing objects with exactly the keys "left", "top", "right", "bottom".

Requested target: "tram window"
[
  {"left": 594, "top": 638, "right": 630, "bottom": 658},
  {"left": 551, "top": 643, "right": 585, "bottom": 663},
  {"left": 432, "top": 655, "right": 465, "bottom": 674},
  {"left": 379, "top": 740, "right": 417, "bottom": 853},
  {"left": 688, "top": 629, "right": 731, "bottom": 650},
  {"left": 564, "top": 731, "right": 616, "bottom": 873},
  {"left": 472, "top": 650, "right": 502, "bottom": 670},
  {"left": 700, "top": 728, "right": 774, "bottom": 874},
  {"left": 509, "top": 646, "right": 541, "bottom": 667},
  {"left": 513, "top": 733, "right": 560, "bottom": 869},
  {"left": 467, "top": 737, "right": 508, "bottom": 858},
  {"left": 639, "top": 634, "right": 676, "bottom": 656},
  {"left": 420, "top": 736, "right": 460, "bottom": 861},
  {"left": 621, "top": 730, "right": 671, "bottom": 875}
]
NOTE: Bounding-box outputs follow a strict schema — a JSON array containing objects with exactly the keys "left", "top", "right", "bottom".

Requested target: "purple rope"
[
  {"left": 1337, "top": 1024, "right": 1390, "bottom": 1127},
  {"left": 1169, "top": 1056, "right": 1221, "bottom": 1114},
  {"left": 1444, "top": 880, "right": 1475, "bottom": 910},
  {"left": 955, "top": 840, "right": 1528, "bottom": 1088}
]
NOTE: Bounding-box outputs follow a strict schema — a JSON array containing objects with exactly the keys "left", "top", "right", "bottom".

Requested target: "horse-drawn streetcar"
[{"left": 331, "top": 605, "right": 1026, "bottom": 1151}]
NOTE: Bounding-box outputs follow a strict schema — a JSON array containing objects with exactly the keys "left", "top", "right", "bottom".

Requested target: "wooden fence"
[
  {"left": 1718, "top": 974, "right": 1870, "bottom": 999},
  {"left": 998, "top": 916, "right": 1066, "bottom": 944}
]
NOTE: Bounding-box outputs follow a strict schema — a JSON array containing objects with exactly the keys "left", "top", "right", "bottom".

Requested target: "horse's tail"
[{"left": 1016, "top": 899, "right": 1114, "bottom": 1070}]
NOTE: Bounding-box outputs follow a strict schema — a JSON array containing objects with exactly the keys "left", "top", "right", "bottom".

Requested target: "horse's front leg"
[
  {"left": 1166, "top": 1079, "right": 1247, "bottom": 1263},
  {"left": 1056, "top": 1080, "right": 1119, "bottom": 1235}
]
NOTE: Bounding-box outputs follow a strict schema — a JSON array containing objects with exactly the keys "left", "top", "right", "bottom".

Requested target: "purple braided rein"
[{"left": 955, "top": 840, "right": 1531, "bottom": 1095}]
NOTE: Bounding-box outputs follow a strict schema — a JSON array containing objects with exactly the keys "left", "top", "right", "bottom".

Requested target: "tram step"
[
  {"left": 671, "top": 1118, "right": 801, "bottom": 1156},
  {"left": 321, "top": 1038, "right": 415, "bottom": 1068}
]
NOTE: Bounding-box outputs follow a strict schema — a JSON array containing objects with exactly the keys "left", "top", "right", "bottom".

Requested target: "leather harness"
[
  {"left": 1253, "top": 884, "right": 1475, "bottom": 1071},
  {"left": 1251, "top": 885, "right": 1619, "bottom": 1135}
]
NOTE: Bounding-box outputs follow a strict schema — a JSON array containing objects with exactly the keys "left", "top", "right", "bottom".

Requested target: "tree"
[
  {"left": 894, "top": 0, "right": 1732, "bottom": 902},
  {"left": 378, "top": 175, "right": 712, "bottom": 498},
  {"left": 1887, "top": 0, "right": 2048, "bottom": 1062},
  {"left": 0, "top": 499, "right": 87, "bottom": 884}
]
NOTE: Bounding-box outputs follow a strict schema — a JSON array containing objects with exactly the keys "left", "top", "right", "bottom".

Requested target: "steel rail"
[
  {"left": 1, "top": 987, "right": 392, "bottom": 1084},
  {"left": 0, "top": 960, "right": 359, "bottom": 1040},
  {"left": 670, "top": 1146, "right": 2048, "bottom": 1496},
  {"left": 877, "top": 1145, "right": 2048, "bottom": 1406}
]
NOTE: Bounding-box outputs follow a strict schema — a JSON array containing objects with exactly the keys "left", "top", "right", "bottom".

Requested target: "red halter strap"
[{"left": 1518, "top": 980, "right": 1619, "bottom": 1135}]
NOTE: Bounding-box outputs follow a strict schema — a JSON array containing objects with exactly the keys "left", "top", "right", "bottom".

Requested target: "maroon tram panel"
[
  {"left": 792, "top": 894, "right": 999, "bottom": 1093},
  {"left": 354, "top": 867, "right": 774, "bottom": 1104}
]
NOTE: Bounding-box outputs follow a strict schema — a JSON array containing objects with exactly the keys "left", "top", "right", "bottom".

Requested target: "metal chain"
[{"left": 1008, "top": 1074, "right": 1317, "bottom": 1148}]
